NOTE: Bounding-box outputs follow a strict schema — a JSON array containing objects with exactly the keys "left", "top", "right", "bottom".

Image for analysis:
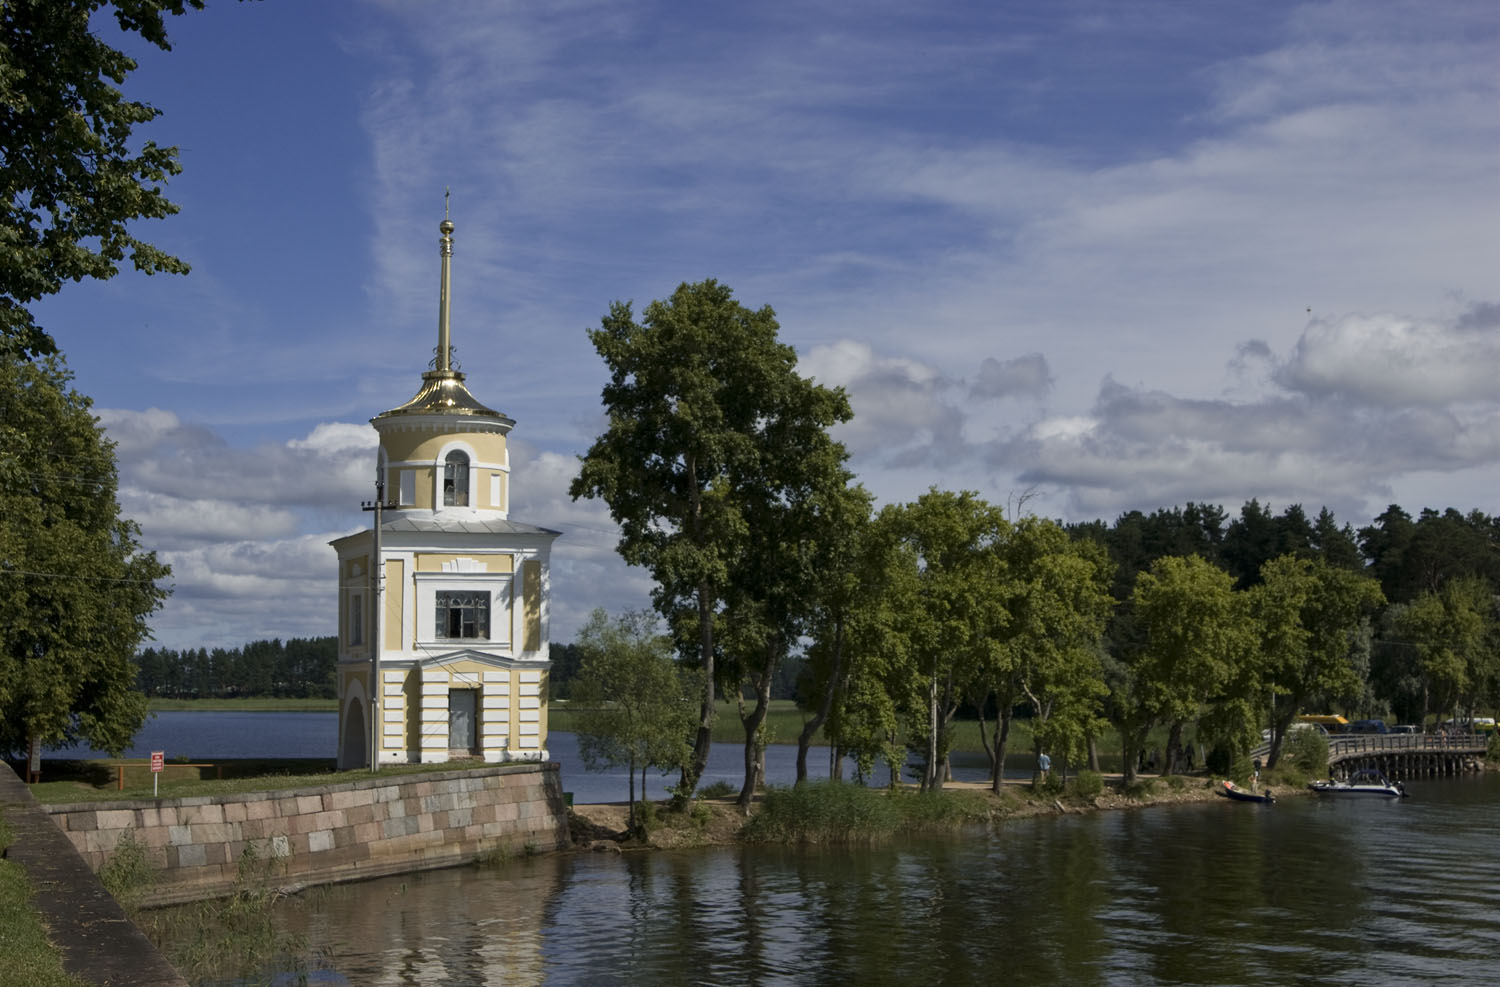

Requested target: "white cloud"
[{"left": 1277, "top": 311, "right": 1500, "bottom": 406}]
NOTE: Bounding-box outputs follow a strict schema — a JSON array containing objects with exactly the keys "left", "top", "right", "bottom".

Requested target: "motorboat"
[
  {"left": 1308, "top": 769, "right": 1407, "bottom": 798},
  {"left": 1217, "top": 779, "right": 1275, "bottom": 803}
]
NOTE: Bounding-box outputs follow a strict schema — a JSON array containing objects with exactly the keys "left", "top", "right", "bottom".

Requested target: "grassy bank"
[
  {"left": 576, "top": 770, "right": 1242, "bottom": 851},
  {"left": 739, "top": 782, "right": 994, "bottom": 844},
  {"left": 147, "top": 697, "right": 336, "bottom": 712},
  {"left": 23, "top": 757, "right": 502, "bottom": 804},
  {"left": 0, "top": 815, "right": 88, "bottom": 987}
]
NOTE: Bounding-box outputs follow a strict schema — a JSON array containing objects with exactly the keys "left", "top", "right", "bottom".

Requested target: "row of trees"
[
  {"left": 569, "top": 280, "right": 1500, "bottom": 811},
  {"left": 135, "top": 637, "right": 339, "bottom": 699}
]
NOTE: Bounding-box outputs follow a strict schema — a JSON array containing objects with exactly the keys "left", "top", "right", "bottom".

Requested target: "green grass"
[
  {"left": 739, "top": 781, "right": 991, "bottom": 844},
  {"left": 132, "top": 838, "right": 310, "bottom": 982},
  {"left": 147, "top": 697, "right": 336, "bottom": 712},
  {"left": 28, "top": 757, "right": 510, "bottom": 804},
  {"left": 0, "top": 815, "right": 90, "bottom": 987}
]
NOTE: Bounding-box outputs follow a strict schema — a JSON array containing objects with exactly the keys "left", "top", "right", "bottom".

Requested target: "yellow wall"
[
  {"left": 522, "top": 561, "right": 542, "bottom": 652},
  {"left": 414, "top": 552, "right": 515, "bottom": 573},
  {"left": 479, "top": 469, "right": 507, "bottom": 510},
  {"left": 389, "top": 465, "right": 436, "bottom": 510},
  {"left": 378, "top": 429, "right": 508, "bottom": 466},
  {"left": 342, "top": 554, "right": 369, "bottom": 581},
  {"left": 384, "top": 559, "right": 404, "bottom": 652}
]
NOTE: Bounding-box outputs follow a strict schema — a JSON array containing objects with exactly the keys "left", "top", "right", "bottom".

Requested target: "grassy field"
[
  {"left": 0, "top": 816, "right": 89, "bottom": 987},
  {"left": 550, "top": 698, "right": 1183, "bottom": 772},
  {"left": 146, "top": 697, "right": 336, "bottom": 712}
]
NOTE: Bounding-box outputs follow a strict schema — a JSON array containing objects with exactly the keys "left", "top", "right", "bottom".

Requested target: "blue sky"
[{"left": 33, "top": 0, "right": 1500, "bottom": 649}]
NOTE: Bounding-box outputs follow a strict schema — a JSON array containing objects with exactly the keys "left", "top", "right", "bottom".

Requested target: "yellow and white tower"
[{"left": 333, "top": 215, "right": 559, "bottom": 769}]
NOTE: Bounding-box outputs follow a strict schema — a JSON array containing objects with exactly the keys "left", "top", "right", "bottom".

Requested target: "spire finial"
[{"left": 437, "top": 196, "right": 454, "bottom": 372}]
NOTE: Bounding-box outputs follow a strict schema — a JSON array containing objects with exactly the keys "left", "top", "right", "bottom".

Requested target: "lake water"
[
  {"left": 62, "top": 711, "right": 1012, "bottom": 802},
  {"left": 208, "top": 771, "right": 1499, "bottom": 985},
  {"left": 75, "top": 713, "right": 1500, "bottom": 984}
]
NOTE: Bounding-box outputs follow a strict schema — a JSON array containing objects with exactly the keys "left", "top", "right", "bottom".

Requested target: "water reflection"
[
  {"left": 198, "top": 774, "right": 1500, "bottom": 986},
  {"left": 287, "top": 859, "right": 562, "bottom": 985}
]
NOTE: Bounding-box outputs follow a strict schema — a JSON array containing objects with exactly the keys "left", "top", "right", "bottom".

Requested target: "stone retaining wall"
[{"left": 45, "top": 762, "right": 567, "bottom": 905}]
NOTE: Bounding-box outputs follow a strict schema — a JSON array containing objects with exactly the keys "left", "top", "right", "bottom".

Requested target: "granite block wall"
[{"left": 45, "top": 762, "right": 567, "bottom": 905}]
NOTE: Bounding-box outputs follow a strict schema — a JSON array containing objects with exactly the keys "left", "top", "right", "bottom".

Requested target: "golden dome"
[{"left": 376, "top": 369, "right": 514, "bottom": 423}]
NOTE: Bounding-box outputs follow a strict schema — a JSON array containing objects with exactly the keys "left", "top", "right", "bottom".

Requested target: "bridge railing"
[{"left": 1250, "top": 732, "right": 1486, "bottom": 764}]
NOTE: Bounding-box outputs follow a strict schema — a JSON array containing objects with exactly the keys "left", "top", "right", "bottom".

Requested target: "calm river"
[{"left": 218, "top": 772, "right": 1498, "bottom": 985}]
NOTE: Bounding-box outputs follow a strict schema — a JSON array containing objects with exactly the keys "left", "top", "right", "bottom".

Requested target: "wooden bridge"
[{"left": 1253, "top": 733, "right": 1490, "bottom": 780}]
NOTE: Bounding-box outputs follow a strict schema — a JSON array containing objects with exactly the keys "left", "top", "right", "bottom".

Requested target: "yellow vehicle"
[{"left": 1296, "top": 714, "right": 1349, "bottom": 731}]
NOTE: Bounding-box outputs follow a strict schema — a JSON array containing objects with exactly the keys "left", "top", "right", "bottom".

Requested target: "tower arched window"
[{"left": 443, "top": 451, "right": 470, "bottom": 506}]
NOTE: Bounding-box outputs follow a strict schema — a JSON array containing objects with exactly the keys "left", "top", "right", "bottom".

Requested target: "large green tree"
[
  {"left": 794, "top": 484, "right": 915, "bottom": 785},
  {"left": 570, "top": 609, "right": 700, "bottom": 832},
  {"left": 1392, "top": 576, "right": 1495, "bottom": 725},
  {"left": 0, "top": 352, "right": 169, "bottom": 756},
  {"left": 2, "top": 0, "right": 201, "bottom": 360},
  {"left": 1117, "top": 554, "right": 1251, "bottom": 782},
  {"left": 1002, "top": 518, "right": 1113, "bottom": 788},
  {"left": 570, "top": 279, "right": 851, "bottom": 803},
  {"left": 882, "top": 489, "right": 1009, "bottom": 791},
  {"left": 1252, "top": 555, "right": 1384, "bottom": 766}
]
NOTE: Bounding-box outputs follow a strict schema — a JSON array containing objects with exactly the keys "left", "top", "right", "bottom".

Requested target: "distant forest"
[
  {"left": 136, "top": 637, "right": 341, "bottom": 699},
  {"left": 137, "top": 636, "right": 601, "bottom": 701}
]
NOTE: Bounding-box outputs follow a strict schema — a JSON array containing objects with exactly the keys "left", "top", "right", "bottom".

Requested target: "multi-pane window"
[
  {"left": 444, "top": 451, "right": 469, "bottom": 506},
  {"left": 435, "top": 590, "right": 489, "bottom": 639}
]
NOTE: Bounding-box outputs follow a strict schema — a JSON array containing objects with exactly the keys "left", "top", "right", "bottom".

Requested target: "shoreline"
[{"left": 565, "top": 772, "right": 1310, "bottom": 852}]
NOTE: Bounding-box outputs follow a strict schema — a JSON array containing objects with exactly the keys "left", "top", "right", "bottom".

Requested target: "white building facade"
[{"left": 333, "top": 216, "right": 559, "bottom": 769}]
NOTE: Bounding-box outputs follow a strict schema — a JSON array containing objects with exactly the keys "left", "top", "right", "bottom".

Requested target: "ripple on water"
[{"left": 232, "top": 775, "right": 1500, "bottom": 985}]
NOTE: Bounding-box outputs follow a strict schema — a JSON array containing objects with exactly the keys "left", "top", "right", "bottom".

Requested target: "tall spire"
[
  {"left": 371, "top": 198, "right": 513, "bottom": 425},
  {"left": 436, "top": 189, "right": 454, "bottom": 374}
]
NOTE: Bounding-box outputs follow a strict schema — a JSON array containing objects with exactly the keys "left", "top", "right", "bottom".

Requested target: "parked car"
[
  {"left": 1390, "top": 724, "right": 1419, "bottom": 734},
  {"left": 1347, "top": 719, "right": 1390, "bottom": 734}
]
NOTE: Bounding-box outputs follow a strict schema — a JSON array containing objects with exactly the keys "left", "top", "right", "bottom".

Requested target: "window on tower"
[
  {"left": 435, "top": 590, "right": 489, "bottom": 639},
  {"left": 443, "top": 451, "right": 470, "bottom": 506}
]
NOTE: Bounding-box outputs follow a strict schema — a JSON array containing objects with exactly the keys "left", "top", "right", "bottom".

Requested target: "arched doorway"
[{"left": 341, "top": 697, "right": 368, "bottom": 770}]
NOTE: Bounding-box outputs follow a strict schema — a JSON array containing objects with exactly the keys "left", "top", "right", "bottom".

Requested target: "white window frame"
[
  {"left": 432, "top": 440, "right": 477, "bottom": 509},
  {"left": 414, "top": 572, "right": 512, "bottom": 647}
]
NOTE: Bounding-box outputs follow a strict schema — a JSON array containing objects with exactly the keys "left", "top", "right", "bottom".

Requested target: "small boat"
[
  {"left": 1308, "top": 769, "right": 1407, "bottom": 798},
  {"left": 1217, "top": 779, "right": 1274, "bottom": 803}
]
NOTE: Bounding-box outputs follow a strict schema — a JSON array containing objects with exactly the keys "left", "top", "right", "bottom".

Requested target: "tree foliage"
[
  {"left": 882, "top": 489, "right": 1009, "bottom": 791},
  {"left": 570, "top": 609, "right": 700, "bottom": 830},
  {"left": 570, "top": 279, "right": 851, "bottom": 804},
  {"left": 1252, "top": 555, "right": 1384, "bottom": 766},
  {"left": 0, "top": 351, "right": 169, "bottom": 756},
  {"left": 1002, "top": 519, "right": 1113, "bottom": 786},
  {"left": 1, "top": 0, "right": 201, "bottom": 360}
]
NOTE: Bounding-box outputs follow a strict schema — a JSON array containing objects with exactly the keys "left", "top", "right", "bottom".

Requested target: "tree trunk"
[
  {"left": 628, "top": 754, "right": 637, "bottom": 833},
  {"left": 738, "top": 649, "right": 776, "bottom": 809},
  {"left": 797, "top": 619, "right": 844, "bottom": 785},
  {"left": 1087, "top": 734, "right": 1100, "bottom": 773},
  {"left": 976, "top": 693, "right": 994, "bottom": 776},
  {"left": 1163, "top": 720, "right": 1183, "bottom": 776},
  {"left": 925, "top": 674, "right": 941, "bottom": 791},
  {"left": 678, "top": 583, "right": 716, "bottom": 807},
  {"left": 992, "top": 704, "right": 1014, "bottom": 795}
]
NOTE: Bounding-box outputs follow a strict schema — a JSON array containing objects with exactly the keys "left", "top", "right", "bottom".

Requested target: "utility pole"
[{"left": 362, "top": 479, "right": 397, "bottom": 770}]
